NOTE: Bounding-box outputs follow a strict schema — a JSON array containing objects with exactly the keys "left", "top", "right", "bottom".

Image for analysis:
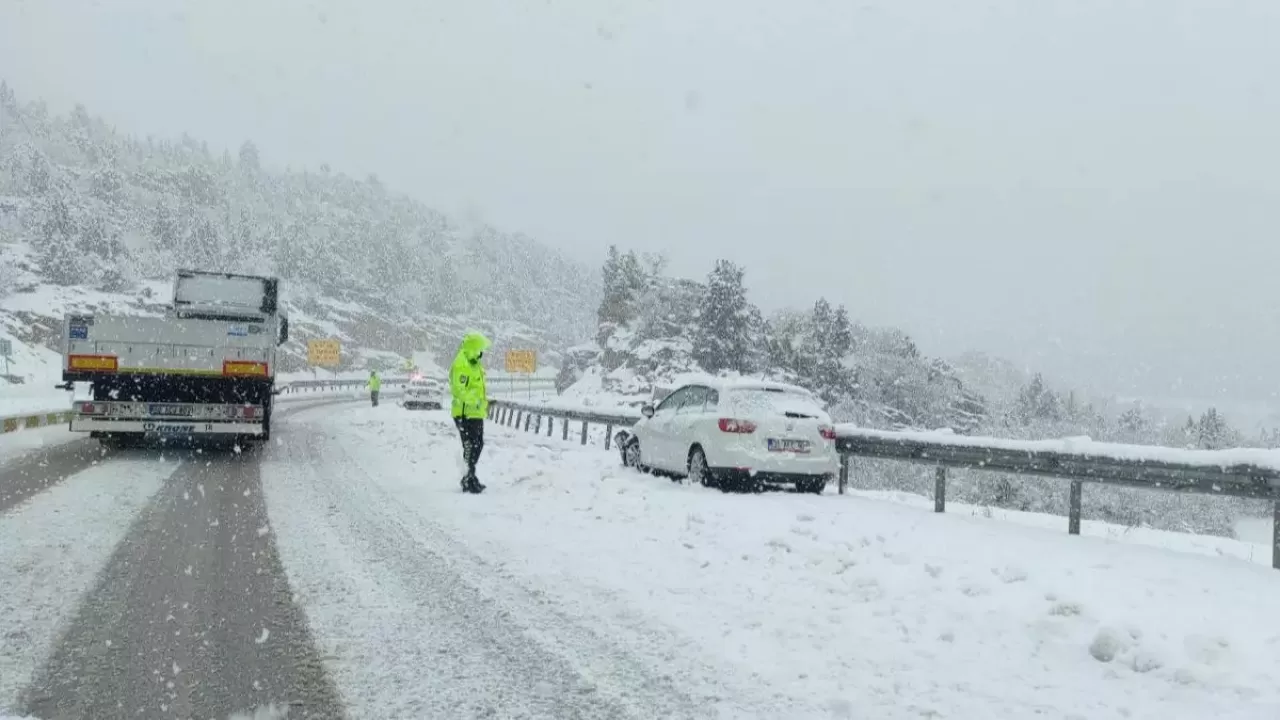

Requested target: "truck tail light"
[
  {"left": 68, "top": 355, "right": 118, "bottom": 372},
  {"left": 718, "top": 418, "right": 757, "bottom": 434},
  {"left": 819, "top": 425, "right": 837, "bottom": 440},
  {"left": 223, "top": 361, "right": 269, "bottom": 377},
  {"left": 241, "top": 405, "right": 259, "bottom": 419},
  {"left": 76, "top": 401, "right": 108, "bottom": 415}
]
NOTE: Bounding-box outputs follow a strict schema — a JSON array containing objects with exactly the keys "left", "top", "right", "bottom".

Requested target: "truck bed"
[
  {"left": 62, "top": 312, "right": 278, "bottom": 441},
  {"left": 63, "top": 314, "right": 274, "bottom": 381}
]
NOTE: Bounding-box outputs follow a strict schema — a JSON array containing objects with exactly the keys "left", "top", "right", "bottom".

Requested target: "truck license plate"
[
  {"left": 768, "top": 438, "right": 811, "bottom": 453},
  {"left": 149, "top": 404, "right": 194, "bottom": 417}
]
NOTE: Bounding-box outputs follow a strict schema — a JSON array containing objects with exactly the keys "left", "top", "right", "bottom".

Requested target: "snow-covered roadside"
[
  {"left": 0, "top": 391, "right": 70, "bottom": 419},
  {"left": 0, "top": 424, "right": 83, "bottom": 461},
  {"left": 0, "top": 457, "right": 175, "bottom": 714},
  {"left": 261, "top": 406, "right": 730, "bottom": 718},
  {"left": 309, "top": 405, "right": 1280, "bottom": 720}
]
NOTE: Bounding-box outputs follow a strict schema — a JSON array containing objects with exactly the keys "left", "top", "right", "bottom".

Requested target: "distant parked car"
[
  {"left": 402, "top": 376, "right": 445, "bottom": 410},
  {"left": 615, "top": 379, "right": 838, "bottom": 493}
]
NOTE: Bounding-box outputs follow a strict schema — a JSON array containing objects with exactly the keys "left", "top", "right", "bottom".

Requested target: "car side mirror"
[{"left": 641, "top": 404, "right": 655, "bottom": 418}]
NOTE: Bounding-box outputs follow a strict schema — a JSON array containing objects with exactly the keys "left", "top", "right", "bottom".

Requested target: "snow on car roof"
[{"left": 665, "top": 373, "right": 813, "bottom": 396}]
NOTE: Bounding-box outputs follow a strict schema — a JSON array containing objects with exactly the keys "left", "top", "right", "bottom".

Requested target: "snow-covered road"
[
  {"left": 2, "top": 398, "right": 1279, "bottom": 719},
  {"left": 285, "top": 404, "right": 1280, "bottom": 720}
]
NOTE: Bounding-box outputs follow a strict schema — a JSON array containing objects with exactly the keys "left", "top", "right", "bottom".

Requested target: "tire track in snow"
[
  {"left": 18, "top": 404, "right": 348, "bottom": 720},
  {"left": 0, "top": 437, "right": 112, "bottom": 514},
  {"left": 0, "top": 394, "right": 378, "bottom": 515},
  {"left": 261, "top": 417, "right": 709, "bottom": 720},
  {"left": 0, "top": 456, "right": 174, "bottom": 716}
]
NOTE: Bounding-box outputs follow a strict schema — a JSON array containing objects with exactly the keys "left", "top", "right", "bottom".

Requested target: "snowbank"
[
  {"left": 292, "top": 405, "right": 1280, "bottom": 719},
  {"left": 0, "top": 423, "right": 82, "bottom": 459}
]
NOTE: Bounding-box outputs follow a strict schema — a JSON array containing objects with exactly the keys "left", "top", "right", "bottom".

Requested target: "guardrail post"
[
  {"left": 580, "top": 420, "right": 588, "bottom": 445},
  {"left": 605, "top": 424, "right": 613, "bottom": 450},
  {"left": 562, "top": 417, "right": 570, "bottom": 441},
  {"left": 515, "top": 410, "right": 524, "bottom": 429},
  {"left": 934, "top": 466, "right": 946, "bottom": 513},
  {"left": 1068, "top": 481, "right": 1083, "bottom": 535},
  {"left": 1273, "top": 501, "right": 1279, "bottom": 571},
  {"left": 838, "top": 454, "right": 849, "bottom": 494},
  {"left": 547, "top": 416, "right": 553, "bottom": 436},
  {"left": 534, "top": 415, "right": 542, "bottom": 434},
  {"left": 524, "top": 413, "right": 532, "bottom": 432}
]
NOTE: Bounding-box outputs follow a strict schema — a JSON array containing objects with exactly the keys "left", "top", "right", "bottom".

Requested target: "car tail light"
[
  {"left": 819, "top": 425, "right": 837, "bottom": 440},
  {"left": 718, "top": 418, "right": 757, "bottom": 434}
]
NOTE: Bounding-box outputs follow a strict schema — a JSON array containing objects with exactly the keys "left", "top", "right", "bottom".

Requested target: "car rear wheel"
[
  {"left": 622, "top": 438, "right": 645, "bottom": 472},
  {"left": 687, "top": 447, "right": 715, "bottom": 488}
]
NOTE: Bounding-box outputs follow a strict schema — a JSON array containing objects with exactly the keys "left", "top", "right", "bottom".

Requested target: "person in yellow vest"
[
  {"left": 450, "top": 331, "right": 490, "bottom": 493},
  {"left": 367, "top": 370, "right": 382, "bottom": 407}
]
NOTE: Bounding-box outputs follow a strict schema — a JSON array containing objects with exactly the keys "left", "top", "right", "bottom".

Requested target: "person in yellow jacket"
[
  {"left": 450, "top": 331, "right": 490, "bottom": 493},
  {"left": 367, "top": 370, "right": 382, "bottom": 407}
]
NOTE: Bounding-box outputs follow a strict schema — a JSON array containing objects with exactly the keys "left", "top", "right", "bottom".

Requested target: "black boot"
[{"left": 461, "top": 471, "right": 484, "bottom": 493}]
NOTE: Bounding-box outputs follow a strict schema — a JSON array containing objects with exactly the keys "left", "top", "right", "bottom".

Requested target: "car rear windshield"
[{"left": 726, "top": 388, "right": 826, "bottom": 419}]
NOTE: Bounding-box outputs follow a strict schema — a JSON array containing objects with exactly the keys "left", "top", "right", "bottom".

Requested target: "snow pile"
[
  {"left": 283, "top": 405, "right": 1280, "bottom": 719},
  {"left": 841, "top": 425, "right": 1280, "bottom": 474}
]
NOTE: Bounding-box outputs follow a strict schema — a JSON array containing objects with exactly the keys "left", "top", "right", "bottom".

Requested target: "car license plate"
[
  {"left": 149, "top": 404, "right": 194, "bottom": 417},
  {"left": 768, "top": 438, "right": 811, "bottom": 453}
]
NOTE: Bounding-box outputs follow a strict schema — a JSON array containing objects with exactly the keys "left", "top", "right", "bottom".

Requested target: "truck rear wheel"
[{"left": 260, "top": 398, "right": 273, "bottom": 443}]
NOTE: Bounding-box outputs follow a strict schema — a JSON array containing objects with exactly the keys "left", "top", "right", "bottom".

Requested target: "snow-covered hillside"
[{"left": 0, "top": 84, "right": 593, "bottom": 387}]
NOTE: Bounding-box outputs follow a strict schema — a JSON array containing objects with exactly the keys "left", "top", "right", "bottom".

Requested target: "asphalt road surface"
[
  {"left": 6, "top": 400, "right": 350, "bottom": 720},
  {"left": 3, "top": 394, "right": 709, "bottom": 720}
]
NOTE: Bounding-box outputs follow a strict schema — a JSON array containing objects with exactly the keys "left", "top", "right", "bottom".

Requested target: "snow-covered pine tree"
[
  {"left": 596, "top": 245, "right": 647, "bottom": 344},
  {"left": 1014, "top": 373, "right": 1062, "bottom": 427},
  {"left": 1196, "top": 407, "right": 1238, "bottom": 450},
  {"left": 693, "top": 259, "right": 758, "bottom": 374},
  {"left": 37, "top": 196, "right": 78, "bottom": 285}
]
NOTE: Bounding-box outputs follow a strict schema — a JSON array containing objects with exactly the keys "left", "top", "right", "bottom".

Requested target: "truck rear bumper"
[{"left": 71, "top": 418, "right": 264, "bottom": 435}]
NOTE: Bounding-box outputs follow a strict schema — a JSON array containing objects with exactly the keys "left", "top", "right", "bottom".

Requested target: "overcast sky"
[{"left": 3, "top": 0, "right": 1279, "bottom": 410}]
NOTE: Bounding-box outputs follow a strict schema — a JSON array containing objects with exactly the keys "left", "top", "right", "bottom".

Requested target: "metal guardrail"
[
  {"left": 276, "top": 377, "right": 410, "bottom": 394},
  {"left": 489, "top": 398, "right": 1280, "bottom": 570},
  {"left": 1, "top": 410, "right": 74, "bottom": 434},
  {"left": 1, "top": 375, "right": 554, "bottom": 435},
  {"left": 488, "top": 398, "right": 639, "bottom": 449}
]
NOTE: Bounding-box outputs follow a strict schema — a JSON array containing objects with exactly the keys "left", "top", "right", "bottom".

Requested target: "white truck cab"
[{"left": 61, "top": 270, "right": 290, "bottom": 445}]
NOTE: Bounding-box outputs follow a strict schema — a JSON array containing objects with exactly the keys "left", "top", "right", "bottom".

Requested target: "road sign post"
[
  {"left": 0, "top": 338, "right": 11, "bottom": 378},
  {"left": 504, "top": 349, "right": 537, "bottom": 399}
]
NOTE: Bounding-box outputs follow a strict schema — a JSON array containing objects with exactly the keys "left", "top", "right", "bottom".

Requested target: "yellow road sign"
[
  {"left": 504, "top": 349, "right": 537, "bottom": 374},
  {"left": 308, "top": 339, "right": 341, "bottom": 367}
]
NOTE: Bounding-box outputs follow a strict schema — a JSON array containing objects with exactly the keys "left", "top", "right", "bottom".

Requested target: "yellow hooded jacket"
[{"left": 450, "top": 331, "right": 491, "bottom": 419}]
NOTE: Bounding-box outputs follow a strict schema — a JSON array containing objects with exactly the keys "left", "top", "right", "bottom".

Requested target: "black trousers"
[
  {"left": 454, "top": 417, "right": 485, "bottom": 476},
  {"left": 370, "top": 390, "right": 380, "bottom": 406}
]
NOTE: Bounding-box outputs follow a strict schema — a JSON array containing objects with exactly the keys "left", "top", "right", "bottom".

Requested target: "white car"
[
  {"left": 617, "top": 379, "right": 838, "bottom": 493},
  {"left": 402, "top": 376, "right": 445, "bottom": 410}
]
